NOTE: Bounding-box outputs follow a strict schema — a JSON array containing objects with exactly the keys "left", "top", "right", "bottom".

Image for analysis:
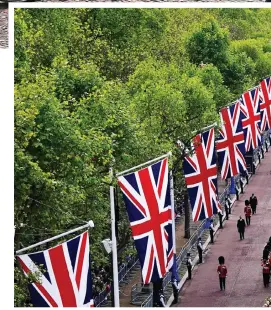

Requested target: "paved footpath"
[{"left": 174, "top": 150, "right": 271, "bottom": 307}]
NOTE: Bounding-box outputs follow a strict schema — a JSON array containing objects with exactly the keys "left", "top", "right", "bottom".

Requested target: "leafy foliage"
[{"left": 14, "top": 8, "right": 271, "bottom": 306}]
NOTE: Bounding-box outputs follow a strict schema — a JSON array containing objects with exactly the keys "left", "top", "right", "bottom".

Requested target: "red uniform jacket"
[
  {"left": 263, "top": 264, "right": 270, "bottom": 274},
  {"left": 217, "top": 265, "right": 227, "bottom": 278},
  {"left": 244, "top": 206, "right": 252, "bottom": 216}
]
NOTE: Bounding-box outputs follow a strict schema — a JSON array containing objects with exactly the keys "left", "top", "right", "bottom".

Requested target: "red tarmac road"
[{"left": 175, "top": 151, "right": 271, "bottom": 307}]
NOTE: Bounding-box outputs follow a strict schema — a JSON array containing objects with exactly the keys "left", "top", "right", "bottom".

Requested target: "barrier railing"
[
  {"left": 118, "top": 255, "right": 139, "bottom": 284},
  {"left": 141, "top": 293, "right": 153, "bottom": 307},
  {"left": 94, "top": 288, "right": 109, "bottom": 307}
]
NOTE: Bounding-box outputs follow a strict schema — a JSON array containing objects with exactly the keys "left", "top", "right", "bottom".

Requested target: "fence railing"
[
  {"left": 118, "top": 255, "right": 139, "bottom": 284},
  {"left": 95, "top": 254, "right": 139, "bottom": 307},
  {"left": 94, "top": 288, "right": 109, "bottom": 307}
]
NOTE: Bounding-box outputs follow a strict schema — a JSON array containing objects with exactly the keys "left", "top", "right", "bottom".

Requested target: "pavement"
[{"left": 173, "top": 150, "right": 271, "bottom": 307}]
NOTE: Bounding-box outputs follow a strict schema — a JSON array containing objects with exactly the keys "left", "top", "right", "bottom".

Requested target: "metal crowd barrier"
[
  {"left": 94, "top": 288, "right": 109, "bottom": 307},
  {"left": 118, "top": 255, "right": 139, "bottom": 284},
  {"left": 95, "top": 254, "right": 139, "bottom": 307}
]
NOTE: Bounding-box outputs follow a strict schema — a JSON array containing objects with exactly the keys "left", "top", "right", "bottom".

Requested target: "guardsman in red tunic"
[
  {"left": 244, "top": 200, "right": 252, "bottom": 226},
  {"left": 262, "top": 260, "right": 270, "bottom": 287},
  {"left": 217, "top": 256, "right": 227, "bottom": 291}
]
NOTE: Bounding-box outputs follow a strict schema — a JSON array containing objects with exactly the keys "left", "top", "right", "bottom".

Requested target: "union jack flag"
[
  {"left": 239, "top": 87, "right": 262, "bottom": 152},
  {"left": 118, "top": 158, "right": 173, "bottom": 284},
  {"left": 183, "top": 128, "right": 221, "bottom": 222},
  {"left": 216, "top": 102, "right": 246, "bottom": 180},
  {"left": 17, "top": 231, "right": 94, "bottom": 307},
  {"left": 259, "top": 76, "right": 271, "bottom": 132}
]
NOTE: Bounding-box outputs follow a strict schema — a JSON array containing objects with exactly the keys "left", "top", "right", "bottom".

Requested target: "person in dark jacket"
[
  {"left": 186, "top": 253, "right": 192, "bottom": 280},
  {"left": 249, "top": 193, "right": 258, "bottom": 214},
  {"left": 209, "top": 219, "right": 215, "bottom": 243},
  {"left": 237, "top": 216, "right": 246, "bottom": 240},
  {"left": 197, "top": 237, "right": 203, "bottom": 264}
]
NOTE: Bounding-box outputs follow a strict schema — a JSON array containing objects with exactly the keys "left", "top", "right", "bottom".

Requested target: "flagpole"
[
  {"left": 192, "top": 122, "right": 217, "bottom": 135},
  {"left": 110, "top": 168, "right": 120, "bottom": 307},
  {"left": 16, "top": 220, "right": 95, "bottom": 255},
  {"left": 169, "top": 169, "right": 176, "bottom": 254},
  {"left": 116, "top": 152, "right": 171, "bottom": 177}
]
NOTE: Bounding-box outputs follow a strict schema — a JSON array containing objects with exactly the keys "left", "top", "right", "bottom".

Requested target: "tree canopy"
[{"left": 14, "top": 8, "right": 271, "bottom": 306}]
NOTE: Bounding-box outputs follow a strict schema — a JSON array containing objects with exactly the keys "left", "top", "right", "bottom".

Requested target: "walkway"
[{"left": 174, "top": 151, "right": 271, "bottom": 307}]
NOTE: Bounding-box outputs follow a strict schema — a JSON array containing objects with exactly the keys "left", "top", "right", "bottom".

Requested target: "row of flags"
[
  {"left": 184, "top": 76, "right": 271, "bottom": 222},
  {"left": 16, "top": 76, "right": 271, "bottom": 306}
]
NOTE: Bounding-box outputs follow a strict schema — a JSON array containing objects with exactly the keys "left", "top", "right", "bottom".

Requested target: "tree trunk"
[{"left": 184, "top": 191, "right": 190, "bottom": 239}]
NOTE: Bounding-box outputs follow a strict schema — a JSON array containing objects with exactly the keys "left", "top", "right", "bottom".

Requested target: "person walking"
[
  {"left": 186, "top": 253, "right": 192, "bottom": 280},
  {"left": 250, "top": 193, "right": 258, "bottom": 214},
  {"left": 209, "top": 219, "right": 215, "bottom": 243},
  {"left": 244, "top": 200, "right": 252, "bottom": 226},
  {"left": 197, "top": 237, "right": 203, "bottom": 264},
  {"left": 262, "top": 261, "right": 270, "bottom": 288},
  {"left": 237, "top": 216, "right": 246, "bottom": 240},
  {"left": 217, "top": 256, "right": 227, "bottom": 291}
]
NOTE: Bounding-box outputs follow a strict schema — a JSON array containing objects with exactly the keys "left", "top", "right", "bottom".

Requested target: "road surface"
[{"left": 174, "top": 150, "right": 271, "bottom": 307}]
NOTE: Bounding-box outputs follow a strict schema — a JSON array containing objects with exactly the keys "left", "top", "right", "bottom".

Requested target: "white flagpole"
[
  {"left": 16, "top": 220, "right": 94, "bottom": 255},
  {"left": 110, "top": 168, "right": 120, "bottom": 307},
  {"left": 116, "top": 152, "right": 171, "bottom": 177},
  {"left": 170, "top": 169, "right": 176, "bottom": 254}
]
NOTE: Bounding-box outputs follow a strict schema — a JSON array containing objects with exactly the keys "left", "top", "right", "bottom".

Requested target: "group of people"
[
  {"left": 237, "top": 193, "right": 258, "bottom": 240},
  {"left": 262, "top": 237, "right": 271, "bottom": 288},
  {"left": 91, "top": 264, "right": 111, "bottom": 304}
]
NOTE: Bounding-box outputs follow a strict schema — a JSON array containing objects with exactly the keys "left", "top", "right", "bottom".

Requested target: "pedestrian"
[
  {"left": 250, "top": 193, "right": 258, "bottom": 214},
  {"left": 209, "top": 219, "right": 215, "bottom": 243},
  {"left": 217, "top": 256, "right": 227, "bottom": 291},
  {"left": 197, "top": 237, "right": 203, "bottom": 264},
  {"left": 244, "top": 200, "right": 252, "bottom": 226},
  {"left": 218, "top": 210, "right": 223, "bottom": 229},
  {"left": 171, "top": 277, "right": 179, "bottom": 304},
  {"left": 237, "top": 215, "right": 246, "bottom": 240},
  {"left": 186, "top": 253, "right": 192, "bottom": 280},
  {"left": 262, "top": 261, "right": 270, "bottom": 287}
]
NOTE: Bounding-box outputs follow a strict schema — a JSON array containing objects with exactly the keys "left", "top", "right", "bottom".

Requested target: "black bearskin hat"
[{"left": 218, "top": 256, "right": 225, "bottom": 264}]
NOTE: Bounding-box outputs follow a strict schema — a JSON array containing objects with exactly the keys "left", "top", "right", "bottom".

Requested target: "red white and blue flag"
[
  {"left": 183, "top": 128, "right": 221, "bottom": 222},
  {"left": 17, "top": 231, "right": 94, "bottom": 307},
  {"left": 118, "top": 158, "right": 173, "bottom": 284},
  {"left": 259, "top": 76, "right": 271, "bottom": 132},
  {"left": 239, "top": 87, "right": 262, "bottom": 152},
  {"left": 216, "top": 102, "right": 246, "bottom": 180}
]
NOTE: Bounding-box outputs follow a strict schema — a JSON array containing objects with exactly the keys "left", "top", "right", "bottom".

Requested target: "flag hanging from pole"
[
  {"left": 17, "top": 231, "right": 94, "bottom": 307},
  {"left": 183, "top": 128, "right": 221, "bottom": 222},
  {"left": 216, "top": 102, "right": 247, "bottom": 180},
  {"left": 259, "top": 76, "right": 271, "bottom": 132},
  {"left": 239, "top": 87, "right": 262, "bottom": 152},
  {"left": 117, "top": 158, "right": 173, "bottom": 284}
]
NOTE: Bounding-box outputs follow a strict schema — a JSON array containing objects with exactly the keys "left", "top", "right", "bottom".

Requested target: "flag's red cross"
[
  {"left": 260, "top": 78, "right": 271, "bottom": 131},
  {"left": 216, "top": 106, "right": 245, "bottom": 178},
  {"left": 185, "top": 131, "right": 216, "bottom": 220},
  {"left": 241, "top": 89, "right": 261, "bottom": 150},
  {"left": 118, "top": 159, "right": 171, "bottom": 283}
]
